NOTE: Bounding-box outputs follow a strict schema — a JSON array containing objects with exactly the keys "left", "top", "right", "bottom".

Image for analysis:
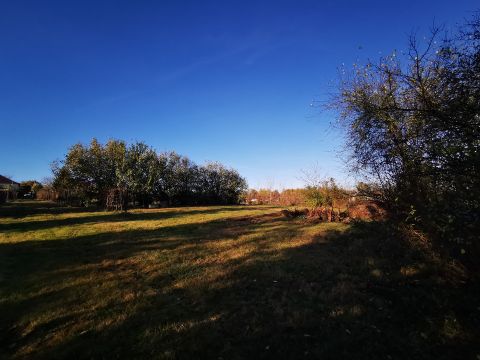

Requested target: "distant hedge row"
[{"left": 52, "top": 139, "right": 247, "bottom": 208}]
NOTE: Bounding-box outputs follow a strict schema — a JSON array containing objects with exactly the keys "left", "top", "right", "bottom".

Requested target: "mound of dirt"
[
  {"left": 306, "top": 207, "right": 347, "bottom": 222},
  {"left": 347, "top": 200, "right": 386, "bottom": 221}
]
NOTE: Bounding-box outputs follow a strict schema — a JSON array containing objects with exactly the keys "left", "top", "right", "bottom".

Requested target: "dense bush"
[
  {"left": 52, "top": 139, "right": 247, "bottom": 208},
  {"left": 332, "top": 15, "right": 480, "bottom": 254},
  {"left": 303, "top": 186, "right": 328, "bottom": 209}
]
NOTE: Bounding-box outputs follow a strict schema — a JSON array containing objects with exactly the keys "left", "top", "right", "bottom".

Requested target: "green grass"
[{"left": 0, "top": 201, "right": 479, "bottom": 359}]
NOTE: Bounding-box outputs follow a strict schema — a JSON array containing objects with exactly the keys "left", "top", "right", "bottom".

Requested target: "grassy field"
[{"left": 0, "top": 201, "right": 479, "bottom": 359}]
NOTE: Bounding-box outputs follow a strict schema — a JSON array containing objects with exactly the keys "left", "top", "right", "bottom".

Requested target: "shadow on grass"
[
  {"left": 1, "top": 208, "right": 479, "bottom": 359},
  {"left": 0, "top": 200, "right": 97, "bottom": 218},
  {"left": 0, "top": 201, "right": 274, "bottom": 233}
]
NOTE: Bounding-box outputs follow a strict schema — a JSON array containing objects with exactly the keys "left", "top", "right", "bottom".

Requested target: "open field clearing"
[{"left": 0, "top": 201, "right": 479, "bottom": 359}]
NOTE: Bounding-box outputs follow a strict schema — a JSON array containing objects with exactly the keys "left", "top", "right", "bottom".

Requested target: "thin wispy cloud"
[{"left": 80, "top": 35, "right": 282, "bottom": 110}]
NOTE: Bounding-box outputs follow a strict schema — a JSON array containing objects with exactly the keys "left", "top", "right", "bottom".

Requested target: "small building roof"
[{"left": 0, "top": 175, "right": 19, "bottom": 185}]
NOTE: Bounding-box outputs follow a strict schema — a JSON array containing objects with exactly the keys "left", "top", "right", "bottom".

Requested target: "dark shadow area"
[
  {"left": 0, "top": 200, "right": 97, "bottom": 218},
  {"left": 0, "top": 201, "right": 275, "bottom": 233},
  {"left": 0, "top": 200, "right": 271, "bottom": 218},
  {"left": 1, "top": 206, "right": 479, "bottom": 360}
]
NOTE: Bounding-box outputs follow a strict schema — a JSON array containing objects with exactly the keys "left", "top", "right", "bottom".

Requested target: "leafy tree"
[
  {"left": 124, "top": 142, "right": 159, "bottom": 207},
  {"left": 303, "top": 186, "right": 327, "bottom": 209},
  {"left": 159, "top": 152, "right": 197, "bottom": 205},
  {"left": 332, "top": 15, "right": 480, "bottom": 250},
  {"left": 52, "top": 139, "right": 247, "bottom": 208},
  {"left": 52, "top": 139, "right": 128, "bottom": 206}
]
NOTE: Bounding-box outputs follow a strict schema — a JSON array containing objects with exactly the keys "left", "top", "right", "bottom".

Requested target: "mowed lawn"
[{"left": 0, "top": 201, "right": 479, "bottom": 359}]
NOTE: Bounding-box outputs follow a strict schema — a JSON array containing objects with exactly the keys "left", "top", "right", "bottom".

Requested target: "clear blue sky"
[{"left": 1, "top": 1, "right": 477, "bottom": 188}]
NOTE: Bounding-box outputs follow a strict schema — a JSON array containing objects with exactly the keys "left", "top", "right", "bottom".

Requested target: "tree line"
[
  {"left": 52, "top": 139, "right": 247, "bottom": 209},
  {"left": 333, "top": 14, "right": 480, "bottom": 255}
]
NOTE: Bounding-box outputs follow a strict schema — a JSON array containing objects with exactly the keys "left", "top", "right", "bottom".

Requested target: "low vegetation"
[
  {"left": 245, "top": 178, "right": 352, "bottom": 208},
  {"left": 1, "top": 201, "right": 478, "bottom": 359}
]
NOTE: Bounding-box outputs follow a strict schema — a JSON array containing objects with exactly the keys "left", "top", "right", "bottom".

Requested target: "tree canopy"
[
  {"left": 52, "top": 139, "right": 247, "bottom": 208},
  {"left": 332, "top": 15, "right": 480, "bottom": 252}
]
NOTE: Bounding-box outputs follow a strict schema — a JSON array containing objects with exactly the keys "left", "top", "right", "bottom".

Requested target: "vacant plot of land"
[{"left": 0, "top": 201, "right": 478, "bottom": 359}]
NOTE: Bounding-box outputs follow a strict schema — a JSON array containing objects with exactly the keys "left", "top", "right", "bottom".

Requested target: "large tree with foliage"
[
  {"left": 52, "top": 139, "right": 127, "bottom": 206},
  {"left": 52, "top": 139, "right": 247, "bottom": 208},
  {"left": 332, "top": 15, "right": 480, "bottom": 252},
  {"left": 197, "top": 162, "right": 247, "bottom": 204}
]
